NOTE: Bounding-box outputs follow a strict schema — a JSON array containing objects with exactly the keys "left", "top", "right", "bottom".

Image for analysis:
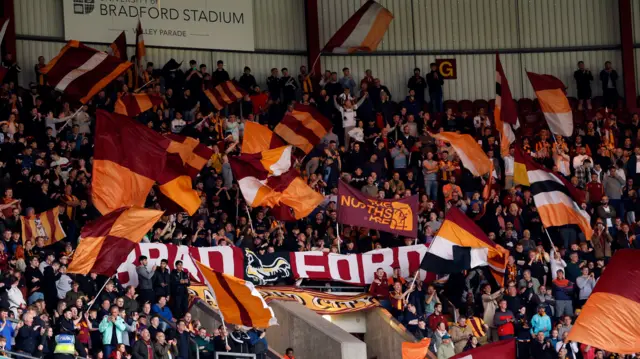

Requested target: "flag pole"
[
  {"left": 58, "top": 106, "right": 84, "bottom": 133},
  {"left": 134, "top": 79, "right": 154, "bottom": 93},
  {"left": 245, "top": 204, "right": 255, "bottom": 233},
  {"left": 190, "top": 256, "right": 231, "bottom": 352},
  {"left": 87, "top": 274, "right": 115, "bottom": 310}
]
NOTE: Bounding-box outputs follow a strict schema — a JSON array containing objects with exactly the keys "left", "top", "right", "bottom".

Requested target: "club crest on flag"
[{"left": 245, "top": 250, "right": 292, "bottom": 286}]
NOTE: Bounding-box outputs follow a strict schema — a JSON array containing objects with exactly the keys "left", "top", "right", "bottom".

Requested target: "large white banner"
[{"left": 63, "top": 0, "right": 254, "bottom": 51}]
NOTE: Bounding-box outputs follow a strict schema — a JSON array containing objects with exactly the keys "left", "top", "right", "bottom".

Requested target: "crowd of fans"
[{"left": 0, "top": 44, "right": 635, "bottom": 359}]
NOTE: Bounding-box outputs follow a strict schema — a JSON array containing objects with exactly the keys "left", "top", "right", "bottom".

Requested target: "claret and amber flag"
[
  {"left": 68, "top": 207, "right": 163, "bottom": 276},
  {"left": 205, "top": 80, "right": 247, "bottom": 111},
  {"left": 513, "top": 146, "right": 592, "bottom": 239},
  {"left": 527, "top": 71, "right": 573, "bottom": 137},
  {"left": 322, "top": 1, "right": 394, "bottom": 54},
  {"left": 136, "top": 19, "right": 145, "bottom": 63},
  {"left": 568, "top": 249, "right": 640, "bottom": 354},
  {"left": 41, "top": 40, "right": 132, "bottom": 104},
  {"left": 430, "top": 131, "right": 492, "bottom": 177},
  {"left": 109, "top": 31, "right": 127, "bottom": 61},
  {"left": 242, "top": 122, "right": 286, "bottom": 155},
  {"left": 92, "top": 110, "right": 212, "bottom": 216},
  {"left": 275, "top": 104, "right": 333, "bottom": 154},
  {"left": 420, "top": 207, "right": 508, "bottom": 285},
  {"left": 230, "top": 147, "right": 323, "bottom": 220},
  {"left": 21, "top": 207, "right": 66, "bottom": 246},
  {"left": 495, "top": 54, "right": 518, "bottom": 156},
  {"left": 193, "top": 259, "right": 278, "bottom": 328},
  {"left": 114, "top": 93, "right": 164, "bottom": 117}
]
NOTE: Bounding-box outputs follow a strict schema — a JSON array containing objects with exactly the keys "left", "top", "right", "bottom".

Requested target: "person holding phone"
[
  {"left": 98, "top": 306, "right": 127, "bottom": 358},
  {"left": 576, "top": 267, "right": 597, "bottom": 308}
]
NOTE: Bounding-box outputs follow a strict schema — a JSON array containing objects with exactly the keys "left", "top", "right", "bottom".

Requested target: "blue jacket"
[
  {"left": 530, "top": 314, "right": 552, "bottom": 337},
  {"left": 248, "top": 330, "right": 268, "bottom": 352},
  {"left": 152, "top": 304, "right": 174, "bottom": 323},
  {"left": 0, "top": 320, "right": 14, "bottom": 350}
]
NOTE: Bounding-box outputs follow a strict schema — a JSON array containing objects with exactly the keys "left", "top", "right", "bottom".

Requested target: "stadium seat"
[
  {"left": 592, "top": 96, "right": 604, "bottom": 110},
  {"left": 567, "top": 97, "right": 578, "bottom": 110},
  {"left": 517, "top": 98, "right": 534, "bottom": 113},
  {"left": 458, "top": 100, "right": 473, "bottom": 113},
  {"left": 532, "top": 98, "right": 540, "bottom": 112},
  {"left": 443, "top": 100, "right": 458, "bottom": 112},
  {"left": 473, "top": 99, "right": 489, "bottom": 113}
]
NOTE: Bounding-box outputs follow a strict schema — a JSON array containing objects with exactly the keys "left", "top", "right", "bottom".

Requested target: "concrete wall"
[
  {"left": 266, "top": 301, "right": 367, "bottom": 359},
  {"left": 364, "top": 308, "right": 417, "bottom": 359}
]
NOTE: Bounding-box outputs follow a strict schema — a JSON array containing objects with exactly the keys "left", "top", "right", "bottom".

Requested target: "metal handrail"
[
  {"left": 215, "top": 353, "right": 256, "bottom": 359},
  {"left": 0, "top": 349, "right": 90, "bottom": 359}
]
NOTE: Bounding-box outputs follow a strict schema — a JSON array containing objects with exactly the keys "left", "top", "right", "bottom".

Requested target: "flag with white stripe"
[
  {"left": 527, "top": 71, "right": 574, "bottom": 137},
  {"left": 430, "top": 131, "right": 492, "bottom": 177},
  {"left": 136, "top": 19, "right": 146, "bottom": 63},
  {"left": 41, "top": 41, "right": 132, "bottom": 104},
  {"left": 420, "top": 207, "right": 508, "bottom": 284},
  {"left": 322, "top": 1, "right": 394, "bottom": 54},
  {"left": 514, "top": 145, "right": 592, "bottom": 239},
  {"left": 495, "top": 54, "right": 518, "bottom": 156}
]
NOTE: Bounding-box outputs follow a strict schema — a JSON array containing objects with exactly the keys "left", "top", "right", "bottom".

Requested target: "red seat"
[
  {"left": 573, "top": 111, "right": 586, "bottom": 127},
  {"left": 592, "top": 96, "right": 604, "bottom": 110},
  {"left": 473, "top": 99, "right": 489, "bottom": 113},
  {"left": 567, "top": 96, "right": 578, "bottom": 110},
  {"left": 458, "top": 100, "right": 473, "bottom": 113},
  {"left": 532, "top": 98, "right": 540, "bottom": 112},
  {"left": 443, "top": 100, "right": 458, "bottom": 112},
  {"left": 518, "top": 98, "right": 534, "bottom": 113}
]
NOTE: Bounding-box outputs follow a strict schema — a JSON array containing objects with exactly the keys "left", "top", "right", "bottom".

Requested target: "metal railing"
[
  {"left": 215, "top": 353, "right": 257, "bottom": 359},
  {"left": 0, "top": 349, "right": 89, "bottom": 359}
]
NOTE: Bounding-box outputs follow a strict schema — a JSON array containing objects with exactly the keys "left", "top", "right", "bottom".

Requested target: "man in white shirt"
[
  {"left": 572, "top": 146, "right": 592, "bottom": 170},
  {"left": 171, "top": 112, "right": 187, "bottom": 133},
  {"left": 504, "top": 147, "right": 515, "bottom": 189}
]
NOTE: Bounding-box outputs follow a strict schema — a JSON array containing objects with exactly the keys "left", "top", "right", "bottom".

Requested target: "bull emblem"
[
  {"left": 245, "top": 250, "right": 291, "bottom": 285},
  {"left": 390, "top": 202, "right": 413, "bottom": 232}
]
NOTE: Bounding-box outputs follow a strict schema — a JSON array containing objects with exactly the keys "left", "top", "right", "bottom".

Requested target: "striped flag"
[
  {"left": 567, "top": 250, "right": 640, "bottom": 354},
  {"left": 40, "top": 40, "right": 132, "bottom": 104},
  {"left": 114, "top": 93, "right": 164, "bottom": 117},
  {"left": 21, "top": 207, "right": 66, "bottom": 246},
  {"left": 92, "top": 110, "right": 212, "bottom": 216},
  {"left": 275, "top": 104, "right": 333, "bottom": 154},
  {"left": 230, "top": 148, "right": 323, "bottom": 220},
  {"left": 136, "top": 19, "right": 145, "bottom": 63},
  {"left": 430, "top": 131, "right": 492, "bottom": 177},
  {"left": 514, "top": 145, "right": 592, "bottom": 239},
  {"left": 205, "top": 80, "right": 247, "bottom": 111},
  {"left": 109, "top": 31, "right": 127, "bottom": 61},
  {"left": 322, "top": 1, "right": 394, "bottom": 54},
  {"left": 242, "top": 121, "right": 286, "bottom": 154},
  {"left": 527, "top": 71, "right": 573, "bottom": 137},
  {"left": 495, "top": 54, "right": 518, "bottom": 156},
  {"left": 193, "top": 259, "right": 278, "bottom": 328},
  {"left": 420, "top": 207, "right": 508, "bottom": 285},
  {"left": 68, "top": 207, "right": 163, "bottom": 276}
]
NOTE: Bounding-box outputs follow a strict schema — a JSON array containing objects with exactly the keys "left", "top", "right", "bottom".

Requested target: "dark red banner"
[{"left": 337, "top": 180, "right": 418, "bottom": 237}]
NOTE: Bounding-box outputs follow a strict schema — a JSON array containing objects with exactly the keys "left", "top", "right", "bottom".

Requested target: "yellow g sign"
[{"left": 435, "top": 59, "right": 457, "bottom": 79}]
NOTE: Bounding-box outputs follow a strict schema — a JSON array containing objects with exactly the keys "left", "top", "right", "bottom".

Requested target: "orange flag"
[{"left": 402, "top": 338, "right": 431, "bottom": 359}]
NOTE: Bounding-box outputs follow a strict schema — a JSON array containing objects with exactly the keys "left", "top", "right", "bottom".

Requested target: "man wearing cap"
[{"left": 436, "top": 333, "right": 455, "bottom": 359}]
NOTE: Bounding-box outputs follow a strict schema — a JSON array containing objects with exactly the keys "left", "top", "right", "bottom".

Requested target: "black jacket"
[
  {"left": 170, "top": 270, "right": 190, "bottom": 295},
  {"left": 15, "top": 325, "right": 41, "bottom": 355},
  {"left": 132, "top": 339, "right": 153, "bottom": 359},
  {"left": 153, "top": 268, "right": 171, "bottom": 297},
  {"left": 599, "top": 69, "right": 619, "bottom": 92},
  {"left": 426, "top": 71, "right": 444, "bottom": 93}
]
